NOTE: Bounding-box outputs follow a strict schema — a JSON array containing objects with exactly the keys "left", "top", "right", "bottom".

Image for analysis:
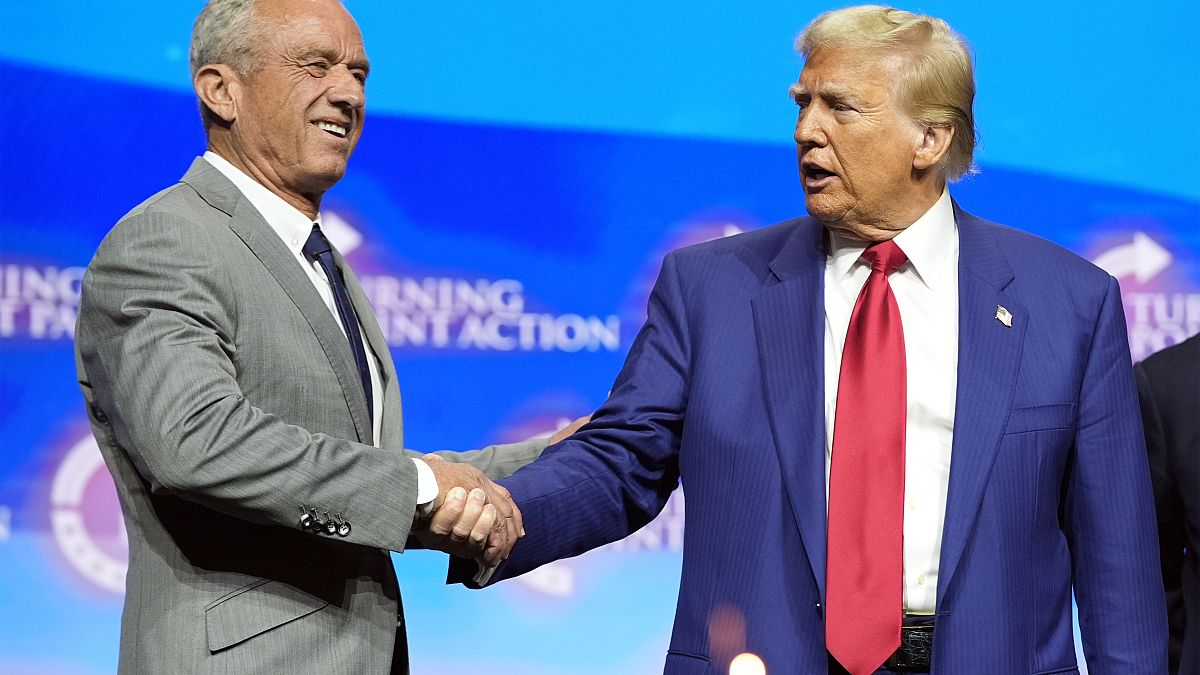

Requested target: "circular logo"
[{"left": 49, "top": 434, "right": 127, "bottom": 593}]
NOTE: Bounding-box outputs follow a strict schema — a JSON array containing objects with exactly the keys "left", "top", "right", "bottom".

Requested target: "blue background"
[{"left": 1, "top": 1, "right": 1197, "bottom": 673}]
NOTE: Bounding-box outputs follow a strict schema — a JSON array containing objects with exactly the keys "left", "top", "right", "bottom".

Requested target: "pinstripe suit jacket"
[
  {"left": 470, "top": 207, "right": 1167, "bottom": 673},
  {"left": 76, "top": 157, "right": 543, "bottom": 674}
]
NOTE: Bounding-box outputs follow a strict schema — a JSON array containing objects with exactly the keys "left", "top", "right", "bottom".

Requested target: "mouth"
[
  {"left": 801, "top": 161, "right": 837, "bottom": 189},
  {"left": 316, "top": 120, "right": 350, "bottom": 138}
]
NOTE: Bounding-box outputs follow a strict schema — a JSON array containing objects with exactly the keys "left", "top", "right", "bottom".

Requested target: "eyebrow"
[{"left": 790, "top": 83, "right": 858, "bottom": 103}]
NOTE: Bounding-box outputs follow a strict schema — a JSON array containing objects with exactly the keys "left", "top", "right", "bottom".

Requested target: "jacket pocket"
[
  {"left": 1031, "top": 667, "right": 1078, "bottom": 674},
  {"left": 204, "top": 565, "right": 328, "bottom": 652},
  {"left": 664, "top": 651, "right": 713, "bottom": 675},
  {"left": 1004, "top": 404, "right": 1075, "bottom": 435}
]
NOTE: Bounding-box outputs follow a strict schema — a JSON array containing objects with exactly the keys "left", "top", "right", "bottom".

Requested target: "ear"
[
  {"left": 194, "top": 64, "right": 242, "bottom": 125},
  {"left": 913, "top": 124, "right": 954, "bottom": 171}
]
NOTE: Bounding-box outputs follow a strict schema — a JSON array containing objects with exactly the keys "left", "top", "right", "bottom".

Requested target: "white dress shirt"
[
  {"left": 823, "top": 188, "right": 959, "bottom": 614},
  {"left": 202, "top": 152, "right": 437, "bottom": 504}
]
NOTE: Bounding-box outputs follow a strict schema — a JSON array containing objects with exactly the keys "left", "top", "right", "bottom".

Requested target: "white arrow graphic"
[
  {"left": 1091, "top": 231, "right": 1171, "bottom": 283},
  {"left": 319, "top": 210, "right": 363, "bottom": 255}
]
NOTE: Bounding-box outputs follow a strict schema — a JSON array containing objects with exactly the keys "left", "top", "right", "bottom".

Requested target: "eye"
[
  {"left": 832, "top": 102, "right": 855, "bottom": 112},
  {"left": 304, "top": 61, "right": 330, "bottom": 76},
  {"left": 353, "top": 71, "right": 368, "bottom": 85}
]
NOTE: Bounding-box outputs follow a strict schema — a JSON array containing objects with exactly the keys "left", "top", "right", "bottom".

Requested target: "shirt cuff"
[
  {"left": 412, "top": 457, "right": 439, "bottom": 519},
  {"left": 474, "top": 560, "right": 497, "bottom": 586}
]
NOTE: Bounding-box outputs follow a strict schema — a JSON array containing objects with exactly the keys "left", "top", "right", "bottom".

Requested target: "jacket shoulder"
[
  {"left": 92, "top": 180, "right": 227, "bottom": 261},
  {"left": 119, "top": 180, "right": 215, "bottom": 228},
  {"left": 971, "top": 215, "right": 1111, "bottom": 287},
  {"left": 664, "top": 217, "right": 815, "bottom": 277}
]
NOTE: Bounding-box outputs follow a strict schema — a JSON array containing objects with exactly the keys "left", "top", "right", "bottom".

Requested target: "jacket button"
[{"left": 92, "top": 405, "right": 109, "bottom": 424}]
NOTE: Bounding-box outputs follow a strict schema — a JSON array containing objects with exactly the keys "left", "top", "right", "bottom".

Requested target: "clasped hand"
[
  {"left": 412, "top": 454, "right": 522, "bottom": 567},
  {"left": 411, "top": 416, "right": 590, "bottom": 566}
]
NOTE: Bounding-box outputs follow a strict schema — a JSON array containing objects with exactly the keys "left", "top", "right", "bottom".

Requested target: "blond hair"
[{"left": 796, "top": 5, "right": 977, "bottom": 180}]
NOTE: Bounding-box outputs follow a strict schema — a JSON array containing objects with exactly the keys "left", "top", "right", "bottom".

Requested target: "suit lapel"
[
  {"left": 936, "top": 206, "right": 1026, "bottom": 605},
  {"left": 181, "top": 159, "right": 374, "bottom": 444},
  {"left": 752, "top": 219, "right": 830, "bottom": 600}
]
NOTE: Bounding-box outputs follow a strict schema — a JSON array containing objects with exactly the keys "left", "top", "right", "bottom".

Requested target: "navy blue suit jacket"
[{"left": 471, "top": 207, "right": 1166, "bottom": 673}]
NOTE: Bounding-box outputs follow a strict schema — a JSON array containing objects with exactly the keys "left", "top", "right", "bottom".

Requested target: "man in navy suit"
[
  {"left": 1137, "top": 334, "right": 1200, "bottom": 674},
  {"left": 460, "top": 5, "right": 1166, "bottom": 673}
]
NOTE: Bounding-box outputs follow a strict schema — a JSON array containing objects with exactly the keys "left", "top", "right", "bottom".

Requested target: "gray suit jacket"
[{"left": 75, "top": 158, "right": 544, "bottom": 674}]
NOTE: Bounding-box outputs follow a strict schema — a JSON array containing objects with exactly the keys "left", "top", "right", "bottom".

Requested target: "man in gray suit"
[{"left": 74, "top": 0, "right": 550, "bottom": 672}]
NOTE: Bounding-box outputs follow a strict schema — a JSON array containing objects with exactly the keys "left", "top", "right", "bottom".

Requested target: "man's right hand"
[{"left": 414, "top": 455, "right": 523, "bottom": 565}]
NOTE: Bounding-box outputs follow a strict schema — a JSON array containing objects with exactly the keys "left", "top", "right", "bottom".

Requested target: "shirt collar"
[
  {"left": 202, "top": 151, "right": 321, "bottom": 249},
  {"left": 826, "top": 187, "right": 957, "bottom": 291}
]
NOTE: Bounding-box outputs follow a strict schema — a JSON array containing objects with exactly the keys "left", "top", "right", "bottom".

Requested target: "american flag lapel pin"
[{"left": 995, "top": 305, "right": 1013, "bottom": 328}]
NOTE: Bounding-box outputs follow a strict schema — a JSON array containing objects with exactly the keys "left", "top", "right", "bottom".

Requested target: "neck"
[
  {"left": 892, "top": 177, "right": 946, "bottom": 229},
  {"left": 207, "top": 138, "right": 322, "bottom": 219}
]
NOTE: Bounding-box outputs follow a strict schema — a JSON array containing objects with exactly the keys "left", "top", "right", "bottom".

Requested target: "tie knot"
[
  {"left": 303, "top": 224, "right": 332, "bottom": 259},
  {"left": 862, "top": 239, "right": 908, "bottom": 275}
]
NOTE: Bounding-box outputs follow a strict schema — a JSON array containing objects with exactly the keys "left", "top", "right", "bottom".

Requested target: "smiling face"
[
  {"left": 792, "top": 46, "right": 941, "bottom": 242},
  {"left": 209, "top": 0, "right": 369, "bottom": 216}
]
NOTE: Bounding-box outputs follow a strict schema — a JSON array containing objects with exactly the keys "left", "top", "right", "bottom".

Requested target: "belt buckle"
[{"left": 883, "top": 622, "right": 933, "bottom": 672}]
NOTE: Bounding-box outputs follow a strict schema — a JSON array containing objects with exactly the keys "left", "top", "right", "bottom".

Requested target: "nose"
[
  {"left": 794, "top": 107, "right": 826, "bottom": 148},
  {"left": 328, "top": 67, "right": 366, "bottom": 110}
]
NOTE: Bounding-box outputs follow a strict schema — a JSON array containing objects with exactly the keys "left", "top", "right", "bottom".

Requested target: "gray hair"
[
  {"left": 189, "top": 0, "right": 270, "bottom": 129},
  {"left": 796, "top": 5, "right": 978, "bottom": 180},
  {"left": 189, "top": 0, "right": 267, "bottom": 77}
]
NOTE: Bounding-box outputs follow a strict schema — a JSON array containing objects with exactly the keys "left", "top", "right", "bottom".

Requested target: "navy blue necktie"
[{"left": 303, "top": 224, "right": 373, "bottom": 424}]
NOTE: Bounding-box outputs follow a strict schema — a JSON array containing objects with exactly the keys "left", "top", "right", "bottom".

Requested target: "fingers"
[
  {"left": 449, "top": 489, "right": 487, "bottom": 546},
  {"left": 424, "top": 487, "right": 467, "bottom": 539},
  {"left": 470, "top": 504, "right": 498, "bottom": 556},
  {"left": 416, "top": 458, "right": 525, "bottom": 560},
  {"left": 417, "top": 488, "right": 496, "bottom": 559},
  {"left": 488, "top": 481, "right": 523, "bottom": 538},
  {"left": 482, "top": 508, "right": 511, "bottom": 566}
]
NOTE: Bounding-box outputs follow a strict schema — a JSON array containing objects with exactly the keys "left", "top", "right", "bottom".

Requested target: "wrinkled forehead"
[
  {"left": 795, "top": 46, "right": 907, "bottom": 97},
  {"left": 258, "top": 0, "right": 369, "bottom": 61},
  {"left": 257, "top": 1, "right": 364, "bottom": 41}
]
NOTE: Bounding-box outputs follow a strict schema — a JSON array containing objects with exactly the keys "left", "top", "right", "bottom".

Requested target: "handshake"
[
  {"left": 412, "top": 454, "right": 523, "bottom": 567},
  {"left": 411, "top": 416, "right": 588, "bottom": 567}
]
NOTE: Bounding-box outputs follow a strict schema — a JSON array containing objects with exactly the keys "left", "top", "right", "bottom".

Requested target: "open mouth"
[
  {"left": 317, "top": 121, "right": 349, "bottom": 138},
  {"left": 801, "top": 162, "right": 837, "bottom": 187}
]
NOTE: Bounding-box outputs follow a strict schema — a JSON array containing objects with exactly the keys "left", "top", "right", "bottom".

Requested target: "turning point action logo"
[
  {"left": 326, "top": 211, "right": 622, "bottom": 354},
  {"left": 0, "top": 262, "right": 82, "bottom": 340}
]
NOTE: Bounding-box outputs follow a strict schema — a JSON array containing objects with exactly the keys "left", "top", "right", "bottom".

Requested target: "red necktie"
[{"left": 826, "top": 239, "right": 908, "bottom": 675}]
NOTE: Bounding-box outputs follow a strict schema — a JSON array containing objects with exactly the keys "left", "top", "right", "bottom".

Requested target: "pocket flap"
[
  {"left": 1004, "top": 404, "right": 1075, "bottom": 434},
  {"left": 205, "top": 571, "right": 329, "bottom": 652}
]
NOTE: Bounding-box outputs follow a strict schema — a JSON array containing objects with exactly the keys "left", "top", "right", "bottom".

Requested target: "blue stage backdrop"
[{"left": 1, "top": 1, "right": 1197, "bottom": 673}]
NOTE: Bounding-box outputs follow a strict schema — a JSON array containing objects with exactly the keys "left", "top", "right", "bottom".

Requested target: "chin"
[
  {"left": 300, "top": 163, "right": 348, "bottom": 191},
  {"left": 804, "top": 195, "right": 841, "bottom": 223}
]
